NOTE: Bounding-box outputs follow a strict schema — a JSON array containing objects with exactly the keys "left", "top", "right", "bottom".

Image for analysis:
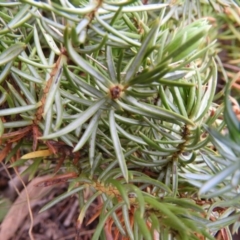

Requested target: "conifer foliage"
[{"left": 0, "top": 0, "right": 240, "bottom": 239}]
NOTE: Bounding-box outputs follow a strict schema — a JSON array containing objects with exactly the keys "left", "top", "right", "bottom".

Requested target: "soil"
[{"left": 0, "top": 169, "right": 98, "bottom": 240}]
